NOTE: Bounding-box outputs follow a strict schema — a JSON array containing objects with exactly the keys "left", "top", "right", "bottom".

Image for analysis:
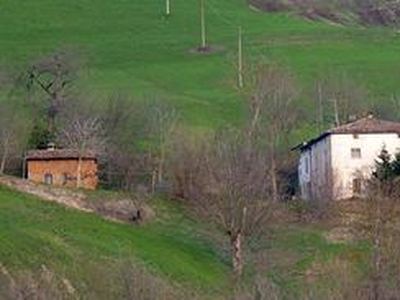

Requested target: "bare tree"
[
  {"left": 362, "top": 149, "right": 400, "bottom": 300},
  {"left": 148, "top": 102, "right": 177, "bottom": 191},
  {"left": 170, "top": 128, "right": 273, "bottom": 276},
  {"left": 247, "top": 63, "right": 298, "bottom": 202},
  {"left": 24, "top": 51, "right": 80, "bottom": 135},
  {"left": 102, "top": 94, "right": 158, "bottom": 190},
  {"left": 57, "top": 99, "right": 106, "bottom": 188},
  {"left": 0, "top": 102, "right": 31, "bottom": 175},
  {"left": 121, "top": 260, "right": 196, "bottom": 300},
  {"left": 165, "top": 127, "right": 206, "bottom": 200},
  {"left": 314, "top": 71, "right": 368, "bottom": 128},
  {"left": 0, "top": 264, "right": 75, "bottom": 300}
]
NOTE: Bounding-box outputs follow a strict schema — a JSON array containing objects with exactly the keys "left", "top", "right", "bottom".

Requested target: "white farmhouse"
[{"left": 295, "top": 115, "right": 400, "bottom": 200}]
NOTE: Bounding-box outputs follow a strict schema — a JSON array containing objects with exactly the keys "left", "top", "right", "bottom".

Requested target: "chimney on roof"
[{"left": 47, "top": 143, "right": 56, "bottom": 151}]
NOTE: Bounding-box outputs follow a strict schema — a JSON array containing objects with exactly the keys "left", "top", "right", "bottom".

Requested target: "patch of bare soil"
[
  {"left": 0, "top": 176, "right": 91, "bottom": 212},
  {"left": 323, "top": 199, "right": 371, "bottom": 243},
  {"left": 189, "top": 45, "right": 225, "bottom": 54},
  {"left": 90, "top": 198, "right": 154, "bottom": 223},
  {"left": 324, "top": 226, "right": 359, "bottom": 243},
  {"left": 0, "top": 176, "right": 153, "bottom": 224}
]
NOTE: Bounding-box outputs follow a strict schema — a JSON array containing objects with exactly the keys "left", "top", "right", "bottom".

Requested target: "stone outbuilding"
[{"left": 26, "top": 146, "right": 98, "bottom": 190}]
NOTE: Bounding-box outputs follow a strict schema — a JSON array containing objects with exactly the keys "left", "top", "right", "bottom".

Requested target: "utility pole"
[
  {"left": 332, "top": 98, "right": 340, "bottom": 127},
  {"left": 238, "top": 26, "right": 243, "bottom": 89},
  {"left": 317, "top": 82, "right": 324, "bottom": 131},
  {"left": 166, "top": 0, "right": 170, "bottom": 16},
  {"left": 200, "top": 0, "right": 206, "bottom": 49}
]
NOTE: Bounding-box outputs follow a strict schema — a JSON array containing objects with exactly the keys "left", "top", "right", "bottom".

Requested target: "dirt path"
[
  {"left": 0, "top": 176, "right": 148, "bottom": 225},
  {"left": 0, "top": 176, "right": 93, "bottom": 212}
]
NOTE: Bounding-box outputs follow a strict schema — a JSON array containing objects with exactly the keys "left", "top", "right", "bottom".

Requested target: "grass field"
[
  {"left": 0, "top": 184, "right": 230, "bottom": 298},
  {"left": 2, "top": 0, "right": 400, "bottom": 134},
  {"left": 0, "top": 2, "right": 395, "bottom": 297},
  {"left": 0, "top": 183, "right": 370, "bottom": 298}
]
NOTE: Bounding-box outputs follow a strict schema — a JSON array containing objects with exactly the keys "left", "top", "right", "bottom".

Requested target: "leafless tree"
[
  {"left": 101, "top": 94, "right": 155, "bottom": 190},
  {"left": 121, "top": 260, "right": 194, "bottom": 300},
  {"left": 23, "top": 51, "right": 80, "bottom": 134},
  {"left": 362, "top": 158, "right": 400, "bottom": 300},
  {"left": 247, "top": 63, "right": 299, "bottom": 202},
  {"left": 0, "top": 264, "right": 75, "bottom": 300},
  {"left": 57, "top": 99, "right": 106, "bottom": 188},
  {"left": 314, "top": 71, "right": 368, "bottom": 128},
  {"left": 165, "top": 127, "right": 206, "bottom": 200},
  {"left": 335, "top": 149, "right": 400, "bottom": 299},
  {"left": 0, "top": 102, "right": 31, "bottom": 175},
  {"left": 172, "top": 128, "right": 273, "bottom": 276},
  {"left": 148, "top": 102, "right": 177, "bottom": 191}
]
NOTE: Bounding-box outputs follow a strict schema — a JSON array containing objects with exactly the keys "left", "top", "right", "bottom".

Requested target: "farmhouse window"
[
  {"left": 62, "top": 173, "right": 68, "bottom": 185},
  {"left": 44, "top": 173, "right": 53, "bottom": 185},
  {"left": 351, "top": 148, "right": 361, "bottom": 159}
]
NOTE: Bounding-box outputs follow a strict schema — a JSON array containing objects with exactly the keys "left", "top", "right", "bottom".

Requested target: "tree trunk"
[
  {"left": 231, "top": 232, "right": 243, "bottom": 276},
  {"left": 269, "top": 143, "right": 279, "bottom": 202},
  {"left": 0, "top": 151, "right": 6, "bottom": 174},
  {"left": 77, "top": 155, "right": 82, "bottom": 188},
  {"left": 372, "top": 200, "right": 382, "bottom": 300},
  {"left": 332, "top": 98, "right": 340, "bottom": 127},
  {"left": 151, "top": 169, "right": 157, "bottom": 194},
  {"left": 47, "top": 114, "right": 55, "bottom": 135},
  {"left": 0, "top": 138, "right": 10, "bottom": 175},
  {"left": 157, "top": 145, "right": 165, "bottom": 184}
]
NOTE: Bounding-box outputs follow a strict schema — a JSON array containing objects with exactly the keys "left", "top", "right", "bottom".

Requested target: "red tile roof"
[
  {"left": 294, "top": 116, "right": 400, "bottom": 151},
  {"left": 330, "top": 116, "right": 400, "bottom": 134}
]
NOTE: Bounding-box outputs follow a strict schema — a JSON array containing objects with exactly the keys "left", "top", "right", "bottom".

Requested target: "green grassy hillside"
[
  {"left": 0, "top": 184, "right": 230, "bottom": 298},
  {"left": 0, "top": 183, "right": 370, "bottom": 298},
  {"left": 2, "top": 0, "right": 400, "bottom": 133}
]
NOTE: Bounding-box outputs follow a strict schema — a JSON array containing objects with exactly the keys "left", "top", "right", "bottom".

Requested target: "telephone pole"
[
  {"left": 166, "top": 0, "right": 170, "bottom": 16},
  {"left": 200, "top": 0, "right": 206, "bottom": 49}
]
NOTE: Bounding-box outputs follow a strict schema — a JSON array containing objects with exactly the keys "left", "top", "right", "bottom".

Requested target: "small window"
[
  {"left": 353, "top": 134, "right": 359, "bottom": 139},
  {"left": 44, "top": 173, "right": 53, "bottom": 185},
  {"left": 351, "top": 148, "right": 361, "bottom": 159},
  {"left": 353, "top": 178, "right": 362, "bottom": 195}
]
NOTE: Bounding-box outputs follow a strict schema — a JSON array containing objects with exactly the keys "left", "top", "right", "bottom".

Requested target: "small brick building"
[{"left": 26, "top": 147, "right": 98, "bottom": 190}]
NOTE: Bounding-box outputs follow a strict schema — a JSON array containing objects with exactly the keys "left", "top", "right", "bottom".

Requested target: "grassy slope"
[
  {"left": 2, "top": 0, "right": 400, "bottom": 133},
  {"left": 0, "top": 183, "right": 369, "bottom": 298},
  {"left": 0, "top": 184, "right": 230, "bottom": 298}
]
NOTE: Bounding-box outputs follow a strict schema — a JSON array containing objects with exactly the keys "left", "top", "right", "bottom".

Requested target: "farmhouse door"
[{"left": 44, "top": 173, "right": 53, "bottom": 185}]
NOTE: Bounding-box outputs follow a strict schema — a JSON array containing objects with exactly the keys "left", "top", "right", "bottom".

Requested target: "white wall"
[
  {"left": 331, "top": 133, "right": 400, "bottom": 199},
  {"left": 299, "top": 132, "right": 400, "bottom": 200}
]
